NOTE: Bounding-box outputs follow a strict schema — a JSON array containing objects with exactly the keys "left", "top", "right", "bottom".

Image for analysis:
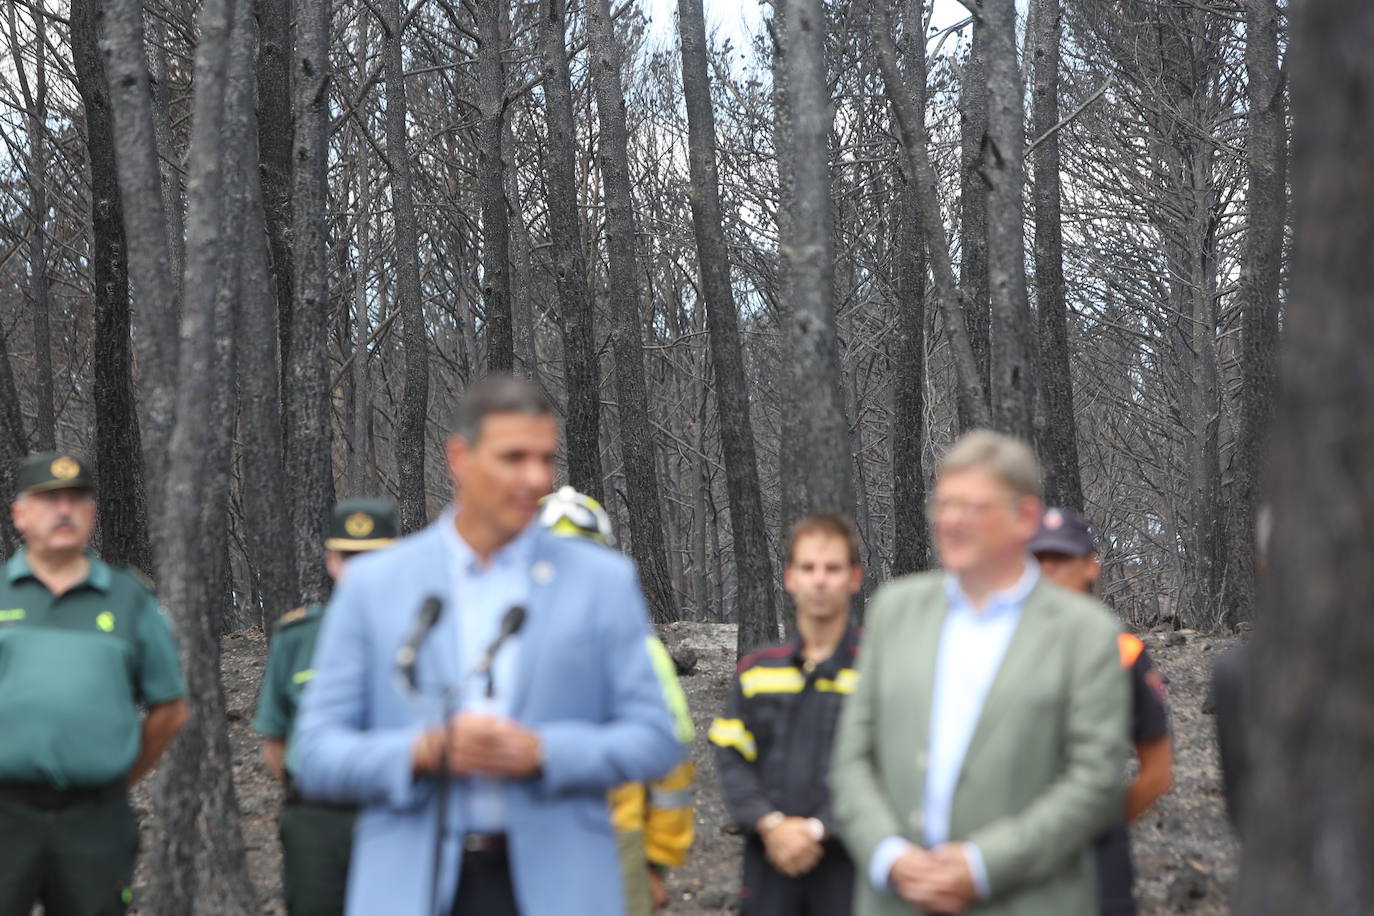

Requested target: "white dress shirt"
[{"left": 440, "top": 510, "right": 537, "bottom": 834}]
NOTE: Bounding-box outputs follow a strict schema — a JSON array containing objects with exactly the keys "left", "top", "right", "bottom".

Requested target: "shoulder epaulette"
[{"left": 276, "top": 606, "right": 311, "bottom": 631}]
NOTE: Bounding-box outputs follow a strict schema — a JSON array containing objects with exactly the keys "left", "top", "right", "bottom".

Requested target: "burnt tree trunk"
[
  {"left": 103, "top": 0, "right": 180, "bottom": 503},
  {"left": 72, "top": 0, "right": 151, "bottom": 570},
  {"left": 776, "top": 0, "right": 855, "bottom": 525},
  {"left": 257, "top": 0, "right": 294, "bottom": 389},
  {"left": 586, "top": 0, "right": 679, "bottom": 622},
  {"left": 1235, "top": 1, "right": 1374, "bottom": 909},
  {"left": 677, "top": 0, "right": 779, "bottom": 655},
  {"left": 958, "top": 13, "right": 991, "bottom": 425},
  {"left": 143, "top": 0, "right": 259, "bottom": 910},
  {"left": 285, "top": 0, "right": 336, "bottom": 602},
  {"left": 9, "top": 0, "right": 55, "bottom": 450},
  {"left": 983, "top": 0, "right": 1034, "bottom": 439},
  {"left": 383, "top": 0, "right": 430, "bottom": 531},
  {"left": 237, "top": 152, "right": 297, "bottom": 629},
  {"left": 1221, "top": 0, "right": 1286, "bottom": 628},
  {"left": 477, "top": 0, "right": 514, "bottom": 374},
  {"left": 0, "top": 328, "right": 25, "bottom": 553},
  {"left": 1030, "top": 0, "right": 1082, "bottom": 510},
  {"left": 869, "top": 0, "right": 989, "bottom": 429},
  {"left": 538, "top": 0, "right": 603, "bottom": 500}
]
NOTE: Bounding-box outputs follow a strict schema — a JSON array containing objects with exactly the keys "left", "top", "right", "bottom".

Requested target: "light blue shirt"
[
  {"left": 869, "top": 561, "right": 1040, "bottom": 899},
  {"left": 440, "top": 509, "right": 537, "bottom": 833}
]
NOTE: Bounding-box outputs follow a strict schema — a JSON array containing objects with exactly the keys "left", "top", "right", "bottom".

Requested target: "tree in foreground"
[{"left": 1235, "top": 0, "right": 1374, "bottom": 911}]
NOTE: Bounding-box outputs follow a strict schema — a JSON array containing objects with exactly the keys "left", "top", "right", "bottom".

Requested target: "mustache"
[{"left": 49, "top": 518, "right": 77, "bottom": 532}]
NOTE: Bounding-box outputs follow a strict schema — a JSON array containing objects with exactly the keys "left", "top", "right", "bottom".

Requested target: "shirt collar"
[
  {"left": 5, "top": 548, "right": 111, "bottom": 593},
  {"left": 440, "top": 505, "right": 540, "bottom": 575},
  {"left": 945, "top": 558, "right": 1040, "bottom": 617},
  {"left": 788, "top": 621, "right": 862, "bottom": 673}
]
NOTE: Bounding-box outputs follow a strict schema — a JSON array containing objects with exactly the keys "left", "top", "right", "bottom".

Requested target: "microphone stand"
[{"left": 431, "top": 684, "right": 459, "bottom": 916}]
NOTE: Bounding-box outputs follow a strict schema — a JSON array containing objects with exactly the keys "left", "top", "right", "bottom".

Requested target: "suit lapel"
[
  {"left": 413, "top": 523, "right": 462, "bottom": 694},
  {"left": 510, "top": 533, "right": 557, "bottom": 718},
  {"left": 959, "top": 581, "right": 1057, "bottom": 770}
]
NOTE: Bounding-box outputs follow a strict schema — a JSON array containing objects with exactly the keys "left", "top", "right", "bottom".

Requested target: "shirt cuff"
[
  {"left": 869, "top": 836, "right": 914, "bottom": 892},
  {"left": 963, "top": 842, "right": 991, "bottom": 900}
]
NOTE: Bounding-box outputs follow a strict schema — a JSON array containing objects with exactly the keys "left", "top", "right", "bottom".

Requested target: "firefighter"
[
  {"left": 710, "top": 514, "right": 862, "bottom": 916},
  {"left": 538, "top": 486, "right": 695, "bottom": 913}
]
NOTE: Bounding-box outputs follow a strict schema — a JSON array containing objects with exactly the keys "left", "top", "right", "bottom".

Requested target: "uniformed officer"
[
  {"left": 538, "top": 487, "right": 696, "bottom": 914},
  {"left": 1030, "top": 507, "right": 1173, "bottom": 916},
  {"left": 0, "top": 452, "right": 188, "bottom": 916},
  {"left": 710, "top": 514, "right": 862, "bottom": 916},
  {"left": 254, "top": 498, "right": 398, "bottom": 916}
]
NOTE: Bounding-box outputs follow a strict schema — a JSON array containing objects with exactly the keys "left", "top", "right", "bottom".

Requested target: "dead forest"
[{"left": 12, "top": 0, "right": 1374, "bottom": 912}]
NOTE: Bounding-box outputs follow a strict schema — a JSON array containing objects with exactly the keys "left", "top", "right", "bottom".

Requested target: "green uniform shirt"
[
  {"left": 0, "top": 549, "right": 186, "bottom": 788},
  {"left": 253, "top": 604, "right": 326, "bottom": 774}
]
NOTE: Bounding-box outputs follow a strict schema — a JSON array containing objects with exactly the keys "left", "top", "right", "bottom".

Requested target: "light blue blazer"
[{"left": 293, "top": 519, "right": 682, "bottom": 916}]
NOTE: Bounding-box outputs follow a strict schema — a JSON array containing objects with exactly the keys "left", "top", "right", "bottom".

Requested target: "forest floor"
[{"left": 135, "top": 620, "right": 1240, "bottom": 914}]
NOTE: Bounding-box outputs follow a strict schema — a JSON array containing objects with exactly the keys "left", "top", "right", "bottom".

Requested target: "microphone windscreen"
[{"left": 502, "top": 605, "right": 527, "bottom": 637}]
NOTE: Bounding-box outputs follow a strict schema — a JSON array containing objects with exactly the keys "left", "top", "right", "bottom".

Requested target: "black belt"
[
  {"left": 282, "top": 786, "right": 359, "bottom": 812},
  {"left": 462, "top": 833, "right": 507, "bottom": 855},
  {"left": 0, "top": 779, "right": 125, "bottom": 811}
]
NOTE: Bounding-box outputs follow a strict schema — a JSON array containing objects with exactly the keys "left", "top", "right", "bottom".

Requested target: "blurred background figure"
[
  {"left": 1031, "top": 507, "right": 1173, "bottom": 916},
  {"left": 292, "top": 376, "right": 680, "bottom": 916},
  {"left": 0, "top": 452, "right": 187, "bottom": 915},
  {"left": 832, "top": 431, "right": 1129, "bottom": 916},
  {"left": 710, "top": 514, "right": 863, "bottom": 915},
  {"left": 254, "top": 497, "right": 398, "bottom": 916},
  {"left": 538, "top": 486, "right": 696, "bottom": 913}
]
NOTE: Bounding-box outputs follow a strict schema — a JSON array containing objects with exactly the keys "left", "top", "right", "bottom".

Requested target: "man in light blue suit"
[{"left": 294, "top": 375, "right": 682, "bottom": 916}]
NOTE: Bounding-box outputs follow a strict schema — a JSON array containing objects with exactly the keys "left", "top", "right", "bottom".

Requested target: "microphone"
[
  {"left": 395, "top": 595, "right": 444, "bottom": 693},
  {"left": 473, "top": 605, "right": 527, "bottom": 698}
]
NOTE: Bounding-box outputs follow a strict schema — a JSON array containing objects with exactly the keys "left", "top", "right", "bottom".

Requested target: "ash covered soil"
[{"left": 138, "top": 622, "right": 1239, "bottom": 914}]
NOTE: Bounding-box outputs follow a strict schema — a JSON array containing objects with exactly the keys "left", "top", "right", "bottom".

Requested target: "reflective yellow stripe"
[
  {"left": 291, "top": 668, "right": 315, "bottom": 685},
  {"left": 0, "top": 609, "right": 25, "bottom": 622},
  {"left": 816, "top": 668, "right": 860, "bottom": 695},
  {"left": 739, "top": 666, "right": 805, "bottom": 698},
  {"left": 708, "top": 717, "right": 758, "bottom": 762}
]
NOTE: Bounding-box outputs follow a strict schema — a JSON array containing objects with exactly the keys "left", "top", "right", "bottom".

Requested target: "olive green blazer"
[{"left": 830, "top": 571, "right": 1130, "bottom": 916}]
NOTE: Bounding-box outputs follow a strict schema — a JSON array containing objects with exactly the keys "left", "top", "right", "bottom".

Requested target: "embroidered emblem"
[
  {"left": 50, "top": 456, "right": 80, "bottom": 480},
  {"left": 97, "top": 611, "right": 116, "bottom": 632},
  {"left": 345, "top": 512, "right": 375, "bottom": 537}
]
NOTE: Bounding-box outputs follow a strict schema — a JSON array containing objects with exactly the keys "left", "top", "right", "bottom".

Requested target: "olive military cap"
[
  {"left": 16, "top": 452, "right": 95, "bottom": 497},
  {"left": 325, "top": 498, "right": 399, "bottom": 552}
]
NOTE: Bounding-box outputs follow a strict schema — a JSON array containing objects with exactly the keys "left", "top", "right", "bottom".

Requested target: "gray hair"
[
  {"left": 937, "top": 429, "right": 1043, "bottom": 500},
  {"left": 452, "top": 374, "right": 554, "bottom": 443}
]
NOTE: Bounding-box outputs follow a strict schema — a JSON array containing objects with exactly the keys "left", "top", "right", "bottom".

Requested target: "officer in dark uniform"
[
  {"left": 709, "top": 514, "right": 863, "bottom": 916},
  {"left": 254, "top": 498, "right": 398, "bottom": 916},
  {"left": 0, "top": 452, "right": 188, "bottom": 916},
  {"left": 1031, "top": 508, "right": 1172, "bottom": 916}
]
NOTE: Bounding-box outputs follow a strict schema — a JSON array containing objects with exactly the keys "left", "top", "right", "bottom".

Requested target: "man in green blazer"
[{"left": 831, "top": 431, "right": 1130, "bottom": 916}]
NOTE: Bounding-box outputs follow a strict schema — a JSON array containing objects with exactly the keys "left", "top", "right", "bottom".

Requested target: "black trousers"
[
  {"left": 0, "top": 790, "right": 138, "bottom": 916},
  {"left": 740, "top": 839, "right": 855, "bottom": 916},
  {"left": 279, "top": 799, "right": 357, "bottom": 916},
  {"left": 451, "top": 848, "right": 520, "bottom": 916}
]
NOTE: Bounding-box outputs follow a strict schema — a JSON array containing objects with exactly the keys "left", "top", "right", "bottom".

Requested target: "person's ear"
[{"left": 848, "top": 563, "right": 864, "bottom": 594}]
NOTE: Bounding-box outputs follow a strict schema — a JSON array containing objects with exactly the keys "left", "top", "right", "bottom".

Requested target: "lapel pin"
[{"left": 531, "top": 560, "right": 556, "bottom": 584}]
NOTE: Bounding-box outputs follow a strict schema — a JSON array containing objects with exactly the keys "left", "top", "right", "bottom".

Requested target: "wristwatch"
[
  {"left": 758, "top": 811, "right": 786, "bottom": 835},
  {"left": 805, "top": 817, "right": 825, "bottom": 841}
]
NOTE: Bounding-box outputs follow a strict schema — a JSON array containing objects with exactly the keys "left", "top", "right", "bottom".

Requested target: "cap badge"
[
  {"left": 50, "top": 456, "right": 80, "bottom": 480},
  {"left": 1045, "top": 509, "right": 1063, "bottom": 530},
  {"left": 344, "top": 512, "right": 376, "bottom": 537}
]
